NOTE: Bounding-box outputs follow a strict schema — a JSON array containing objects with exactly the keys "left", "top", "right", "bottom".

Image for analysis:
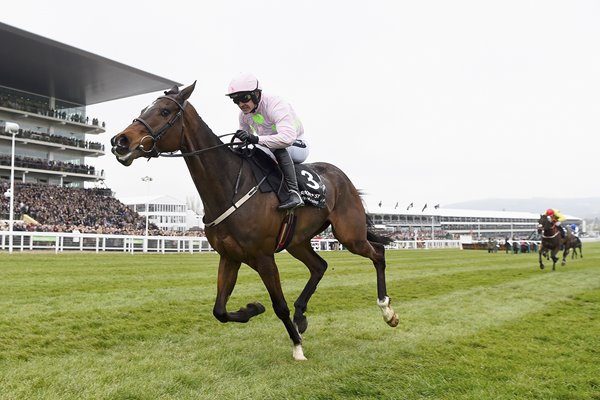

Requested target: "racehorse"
[
  {"left": 537, "top": 215, "right": 573, "bottom": 270},
  {"left": 570, "top": 236, "right": 583, "bottom": 259},
  {"left": 110, "top": 82, "right": 399, "bottom": 360}
]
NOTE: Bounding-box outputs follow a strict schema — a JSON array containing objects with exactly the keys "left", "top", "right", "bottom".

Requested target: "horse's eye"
[{"left": 160, "top": 109, "right": 170, "bottom": 117}]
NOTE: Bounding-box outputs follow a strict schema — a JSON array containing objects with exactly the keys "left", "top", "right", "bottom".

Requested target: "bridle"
[
  {"left": 132, "top": 95, "right": 186, "bottom": 157},
  {"left": 131, "top": 95, "right": 241, "bottom": 158},
  {"left": 538, "top": 217, "right": 560, "bottom": 239}
]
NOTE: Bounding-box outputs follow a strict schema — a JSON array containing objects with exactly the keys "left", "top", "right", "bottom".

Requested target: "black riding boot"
[
  {"left": 559, "top": 225, "right": 566, "bottom": 239},
  {"left": 273, "top": 148, "right": 304, "bottom": 210}
]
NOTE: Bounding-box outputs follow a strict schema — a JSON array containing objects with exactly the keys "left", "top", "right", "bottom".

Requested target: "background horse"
[
  {"left": 570, "top": 236, "right": 583, "bottom": 259},
  {"left": 110, "top": 82, "right": 398, "bottom": 361},
  {"left": 537, "top": 215, "right": 573, "bottom": 270}
]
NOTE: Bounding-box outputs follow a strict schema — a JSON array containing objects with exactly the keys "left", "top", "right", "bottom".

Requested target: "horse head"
[
  {"left": 537, "top": 214, "right": 559, "bottom": 236},
  {"left": 111, "top": 82, "right": 197, "bottom": 166}
]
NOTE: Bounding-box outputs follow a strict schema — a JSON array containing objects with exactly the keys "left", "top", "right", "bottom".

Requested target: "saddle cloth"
[{"left": 242, "top": 148, "right": 326, "bottom": 208}]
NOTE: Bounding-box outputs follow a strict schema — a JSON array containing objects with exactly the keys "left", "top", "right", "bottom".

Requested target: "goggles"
[{"left": 231, "top": 93, "right": 253, "bottom": 104}]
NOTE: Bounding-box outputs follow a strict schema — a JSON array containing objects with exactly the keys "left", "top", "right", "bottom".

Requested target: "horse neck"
[
  {"left": 541, "top": 222, "right": 557, "bottom": 237},
  {"left": 180, "top": 107, "right": 251, "bottom": 214}
]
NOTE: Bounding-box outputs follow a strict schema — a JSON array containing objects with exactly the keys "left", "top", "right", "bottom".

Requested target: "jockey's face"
[
  {"left": 231, "top": 92, "right": 256, "bottom": 114},
  {"left": 237, "top": 97, "right": 255, "bottom": 114}
]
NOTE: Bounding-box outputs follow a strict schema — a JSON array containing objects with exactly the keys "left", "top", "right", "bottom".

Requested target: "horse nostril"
[{"left": 112, "top": 135, "right": 130, "bottom": 148}]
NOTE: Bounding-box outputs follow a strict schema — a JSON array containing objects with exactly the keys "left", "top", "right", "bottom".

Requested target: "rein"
[
  {"left": 158, "top": 135, "right": 241, "bottom": 158},
  {"left": 133, "top": 95, "right": 245, "bottom": 158},
  {"left": 541, "top": 230, "right": 560, "bottom": 239}
]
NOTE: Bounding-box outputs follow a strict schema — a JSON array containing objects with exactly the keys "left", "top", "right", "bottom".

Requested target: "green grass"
[{"left": 0, "top": 244, "right": 599, "bottom": 400}]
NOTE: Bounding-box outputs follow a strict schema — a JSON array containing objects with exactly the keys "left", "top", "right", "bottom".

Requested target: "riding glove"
[{"left": 235, "top": 130, "right": 259, "bottom": 144}]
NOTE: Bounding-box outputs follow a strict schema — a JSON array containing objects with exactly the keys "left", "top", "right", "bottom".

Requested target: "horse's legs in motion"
[
  {"left": 287, "top": 242, "right": 329, "bottom": 334},
  {"left": 252, "top": 255, "right": 306, "bottom": 361},
  {"left": 213, "top": 256, "right": 266, "bottom": 323},
  {"left": 538, "top": 245, "right": 545, "bottom": 269},
  {"left": 562, "top": 246, "right": 569, "bottom": 266},
  {"left": 332, "top": 217, "right": 399, "bottom": 327},
  {"left": 551, "top": 248, "right": 559, "bottom": 271}
]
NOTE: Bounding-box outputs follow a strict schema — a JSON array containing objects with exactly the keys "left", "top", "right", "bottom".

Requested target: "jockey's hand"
[{"left": 234, "top": 130, "right": 258, "bottom": 144}]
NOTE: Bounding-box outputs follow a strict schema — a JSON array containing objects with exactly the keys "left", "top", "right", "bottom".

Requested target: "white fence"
[
  {"left": 1, "top": 231, "right": 462, "bottom": 253},
  {"left": 0, "top": 231, "right": 213, "bottom": 253}
]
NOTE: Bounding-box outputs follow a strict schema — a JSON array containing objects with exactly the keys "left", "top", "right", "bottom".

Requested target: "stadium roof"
[{"left": 0, "top": 22, "right": 181, "bottom": 106}]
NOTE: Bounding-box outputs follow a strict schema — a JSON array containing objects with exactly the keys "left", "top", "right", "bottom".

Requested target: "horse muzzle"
[{"left": 111, "top": 133, "right": 139, "bottom": 166}]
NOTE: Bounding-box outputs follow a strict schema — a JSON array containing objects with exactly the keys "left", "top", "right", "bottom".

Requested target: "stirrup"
[{"left": 278, "top": 191, "right": 304, "bottom": 210}]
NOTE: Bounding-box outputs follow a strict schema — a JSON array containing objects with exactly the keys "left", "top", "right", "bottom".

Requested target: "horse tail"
[{"left": 366, "top": 214, "right": 394, "bottom": 245}]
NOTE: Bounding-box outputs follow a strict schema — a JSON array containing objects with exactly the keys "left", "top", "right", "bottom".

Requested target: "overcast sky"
[{"left": 3, "top": 0, "right": 600, "bottom": 210}]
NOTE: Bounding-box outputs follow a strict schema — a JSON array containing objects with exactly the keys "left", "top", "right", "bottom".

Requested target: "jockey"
[
  {"left": 544, "top": 208, "right": 566, "bottom": 238},
  {"left": 570, "top": 223, "right": 579, "bottom": 236},
  {"left": 227, "top": 73, "right": 308, "bottom": 210}
]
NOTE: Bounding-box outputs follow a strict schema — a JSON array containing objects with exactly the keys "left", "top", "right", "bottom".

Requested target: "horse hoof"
[
  {"left": 292, "top": 344, "right": 307, "bottom": 361},
  {"left": 294, "top": 316, "right": 308, "bottom": 334},
  {"left": 246, "top": 302, "right": 266, "bottom": 316},
  {"left": 540, "top": 265, "right": 544, "bottom": 270},
  {"left": 385, "top": 313, "right": 399, "bottom": 327}
]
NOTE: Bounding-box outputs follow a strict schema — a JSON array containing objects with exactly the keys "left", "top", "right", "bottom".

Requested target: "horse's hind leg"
[
  {"left": 213, "top": 256, "right": 266, "bottom": 323},
  {"left": 286, "top": 242, "right": 328, "bottom": 334},
  {"left": 332, "top": 221, "right": 398, "bottom": 327}
]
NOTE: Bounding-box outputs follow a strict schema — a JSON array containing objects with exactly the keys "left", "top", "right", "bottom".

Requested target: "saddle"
[
  {"left": 235, "top": 147, "right": 327, "bottom": 252},
  {"left": 238, "top": 147, "right": 327, "bottom": 208}
]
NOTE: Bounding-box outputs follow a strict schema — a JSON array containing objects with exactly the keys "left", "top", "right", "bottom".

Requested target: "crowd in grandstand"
[
  {"left": 0, "top": 91, "right": 105, "bottom": 128},
  {"left": 0, "top": 182, "right": 200, "bottom": 236},
  {"left": 0, "top": 127, "right": 104, "bottom": 151},
  {"left": 0, "top": 154, "right": 99, "bottom": 176}
]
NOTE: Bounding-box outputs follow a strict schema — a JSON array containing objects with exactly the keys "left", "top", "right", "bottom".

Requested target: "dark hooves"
[
  {"left": 294, "top": 315, "right": 308, "bottom": 334},
  {"left": 246, "top": 302, "right": 266, "bottom": 316}
]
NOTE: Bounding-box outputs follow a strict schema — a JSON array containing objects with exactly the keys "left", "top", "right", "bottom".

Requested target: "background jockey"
[
  {"left": 226, "top": 73, "right": 309, "bottom": 210},
  {"left": 570, "top": 223, "right": 579, "bottom": 236},
  {"left": 544, "top": 208, "right": 566, "bottom": 238}
]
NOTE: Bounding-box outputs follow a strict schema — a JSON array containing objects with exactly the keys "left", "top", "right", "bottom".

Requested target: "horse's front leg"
[
  {"left": 551, "top": 250, "right": 559, "bottom": 271},
  {"left": 213, "top": 256, "right": 265, "bottom": 323},
  {"left": 253, "top": 255, "right": 306, "bottom": 361},
  {"left": 538, "top": 247, "right": 545, "bottom": 269}
]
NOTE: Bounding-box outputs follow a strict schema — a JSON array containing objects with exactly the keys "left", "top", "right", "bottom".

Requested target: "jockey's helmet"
[
  {"left": 546, "top": 208, "right": 554, "bottom": 216},
  {"left": 226, "top": 73, "right": 261, "bottom": 96}
]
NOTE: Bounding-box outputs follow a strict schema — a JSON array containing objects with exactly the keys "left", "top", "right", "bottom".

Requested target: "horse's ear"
[
  {"left": 164, "top": 85, "right": 180, "bottom": 95},
  {"left": 179, "top": 81, "right": 197, "bottom": 101}
]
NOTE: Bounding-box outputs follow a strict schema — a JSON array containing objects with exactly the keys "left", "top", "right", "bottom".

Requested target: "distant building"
[{"left": 121, "top": 195, "right": 188, "bottom": 232}]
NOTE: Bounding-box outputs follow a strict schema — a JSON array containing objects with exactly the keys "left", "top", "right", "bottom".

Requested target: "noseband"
[{"left": 133, "top": 96, "right": 186, "bottom": 157}]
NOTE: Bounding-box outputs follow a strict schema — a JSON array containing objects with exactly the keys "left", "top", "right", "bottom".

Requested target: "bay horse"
[
  {"left": 537, "top": 215, "right": 573, "bottom": 270},
  {"left": 110, "top": 82, "right": 398, "bottom": 360}
]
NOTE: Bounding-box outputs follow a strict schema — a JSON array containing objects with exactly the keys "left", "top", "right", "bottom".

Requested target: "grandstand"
[
  {"left": 0, "top": 22, "right": 180, "bottom": 233},
  {"left": 365, "top": 201, "right": 584, "bottom": 241}
]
